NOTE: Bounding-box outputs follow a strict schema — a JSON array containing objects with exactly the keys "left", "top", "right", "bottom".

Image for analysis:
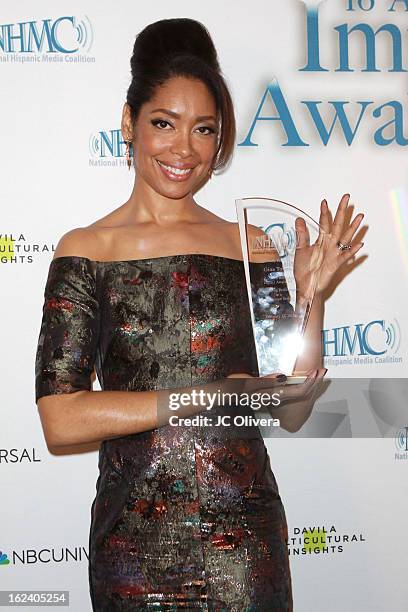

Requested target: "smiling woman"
[{"left": 35, "top": 17, "right": 301, "bottom": 612}]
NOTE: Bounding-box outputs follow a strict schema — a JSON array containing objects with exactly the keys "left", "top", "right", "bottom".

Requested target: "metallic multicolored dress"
[{"left": 35, "top": 254, "right": 293, "bottom": 611}]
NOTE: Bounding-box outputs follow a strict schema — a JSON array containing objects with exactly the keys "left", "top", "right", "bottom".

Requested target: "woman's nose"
[{"left": 169, "top": 130, "right": 194, "bottom": 157}]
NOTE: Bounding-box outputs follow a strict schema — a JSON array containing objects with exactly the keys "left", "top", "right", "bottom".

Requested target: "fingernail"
[
  {"left": 323, "top": 368, "right": 328, "bottom": 376},
  {"left": 277, "top": 374, "right": 287, "bottom": 382},
  {"left": 357, "top": 242, "right": 364, "bottom": 249}
]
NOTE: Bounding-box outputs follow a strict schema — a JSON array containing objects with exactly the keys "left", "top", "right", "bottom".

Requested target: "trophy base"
[{"left": 285, "top": 375, "right": 308, "bottom": 385}]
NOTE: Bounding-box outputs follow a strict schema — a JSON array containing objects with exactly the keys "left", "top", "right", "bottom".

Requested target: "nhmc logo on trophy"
[
  {"left": 0, "top": 15, "right": 94, "bottom": 61},
  {"left": 323, "top": 318, "right": 402, "bottom": 366},
  {"left": 251, "top": 225, "right": 297, "bottom": 257}
]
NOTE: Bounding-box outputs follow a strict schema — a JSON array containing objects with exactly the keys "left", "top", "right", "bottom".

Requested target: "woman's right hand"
[{"left": 226, "top": 368, "right": 328, "bottom": 432}]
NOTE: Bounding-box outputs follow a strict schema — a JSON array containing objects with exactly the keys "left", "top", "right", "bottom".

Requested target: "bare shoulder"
[
  {"left": 194, "top": 205, "right": 232, "bottom": 226},
  {"left": 217, "top": 219, "right": 265, "bottom": 235},
  {"left": 52, "top": 226, "right": 106, "bottom": 261},
  {"left": 225, "top": 221, "right": 267, "bottom": 242},
  {"left": 246, "top": 223, "right": 267, "bottom": 238}
]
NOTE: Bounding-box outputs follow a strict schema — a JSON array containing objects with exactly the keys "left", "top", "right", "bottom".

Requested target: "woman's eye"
[
  {"left": 151, "top": 119, "right": 171, "bottom": 129},
  {"left": 150, "top": 120, "right": 216, "bottom": 135},
  {"left": 197, "top": 126, "right": 216, "bottom": 135}
]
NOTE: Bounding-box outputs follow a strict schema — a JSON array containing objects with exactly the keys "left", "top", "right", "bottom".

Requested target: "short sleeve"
[{"left": 35, "top": 257, "right": 100, "bottom": 403}]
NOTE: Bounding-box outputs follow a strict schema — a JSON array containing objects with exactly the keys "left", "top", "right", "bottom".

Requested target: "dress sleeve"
[{"left": 35, "top": 256, "right": 100, "bottom": 403}]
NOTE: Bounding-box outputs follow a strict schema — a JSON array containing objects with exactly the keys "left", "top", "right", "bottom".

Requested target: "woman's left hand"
[{"left": 294, "top": 193, "right": 365, "bottom": 297}]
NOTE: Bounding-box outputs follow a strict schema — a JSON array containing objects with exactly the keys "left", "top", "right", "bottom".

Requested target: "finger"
[
  {"left": 337, "top": 241, "right": 364, "bottom": 262},
  {"left": 305, "top": 368, "right": 319, "bottom": 381},
  {"left": 299, "top": 369, "right": 319, "bottom": 392},
  {"left": 302, "top": 369, "right": 327, "bottom": 404},
  {"left": 311, "top": 367, "right": 328, "bottom": 386},
  {"left": 332, "top": 193, "right": 350, "bottom": 240},
  {"left": 297, "top": 368, "right": 327, "bottom": 399},
  {"left": 263, "top": 372, "right": 287, "bottom": 381},
  {"left": 319, "top": 199, "right": 331, "bottom": 235},
  {"left": 279, "top": 369, "right": 318, "bottom": 400},
  {"left": 338, "top": 212, "right": 364, "bottom": 246},
  {"left": 247, "top": 374, "right": 287, "bottom": 392},
  {"left": 295, "top": 217, "right": 310, "bottom": 248}
]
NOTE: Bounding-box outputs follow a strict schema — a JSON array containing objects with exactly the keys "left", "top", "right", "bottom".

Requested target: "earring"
[{"left": 125, "top": 140, "right": 132, "bottom": 170}]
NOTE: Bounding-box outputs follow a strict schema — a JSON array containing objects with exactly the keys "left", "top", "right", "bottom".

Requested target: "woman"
[{"left": 35, "top": 18, "right": 364, "bottom": 611}]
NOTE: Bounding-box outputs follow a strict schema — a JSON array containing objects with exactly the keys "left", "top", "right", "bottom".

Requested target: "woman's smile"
[{"left": 155, "top": 158, "right": 195, "bottom": 181}]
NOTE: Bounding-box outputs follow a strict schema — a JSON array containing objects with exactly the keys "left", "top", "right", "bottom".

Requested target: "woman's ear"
[{"left": 121, "top": 103, "right": 134, "bottom": 142}]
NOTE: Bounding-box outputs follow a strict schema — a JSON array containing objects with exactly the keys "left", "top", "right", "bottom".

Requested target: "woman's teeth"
[{"left": 157, "top": 160, "right": 193, "bottom": 177}]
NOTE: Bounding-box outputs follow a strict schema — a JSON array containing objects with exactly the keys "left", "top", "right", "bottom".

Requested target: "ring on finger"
[{"left": 337, "top": 240, "right": 352, "bottom": 252}]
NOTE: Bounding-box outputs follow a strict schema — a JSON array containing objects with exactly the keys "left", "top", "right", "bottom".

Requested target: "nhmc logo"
[
  {"left": 323, "top": 319, "right": 401, "bottom": 358},
  {"left": 254, "top": 223, "right": 297, "bottom": 258},
  {"left": 89, "top": 130, "right": 125, "bottom": 158},
  {"left": 89, "top": 130, "right": 129, "bottom": 167},
  {"left": 0, "top": 16, "right": 93, "bottom": 54}
]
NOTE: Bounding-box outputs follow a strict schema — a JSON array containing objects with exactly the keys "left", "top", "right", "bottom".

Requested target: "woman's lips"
[{"left": 156, "top": 159, "right": 194, "bottom": 182}]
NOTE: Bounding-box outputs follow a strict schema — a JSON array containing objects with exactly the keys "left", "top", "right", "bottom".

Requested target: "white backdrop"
[{"left": 1, "top": 0, "right": 407, "bottom": 610}]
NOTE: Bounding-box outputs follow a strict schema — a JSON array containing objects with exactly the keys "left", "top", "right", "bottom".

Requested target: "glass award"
[{"left": 236, "top": 197, "right": 327, "bottom": 382}]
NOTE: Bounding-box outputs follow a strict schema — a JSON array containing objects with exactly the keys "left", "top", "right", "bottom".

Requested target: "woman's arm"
[
  {"left": 293, "top": 293, "right": 325, "bottom": 374},
  {"left": 37, "top": 389, "right": 161, "bottom": 447},
  {"left": 292, "top": 194, "right": 364, "bottom": 374},
  {"left": 37, "top": 376, "right": 245, "bottom": 448}
]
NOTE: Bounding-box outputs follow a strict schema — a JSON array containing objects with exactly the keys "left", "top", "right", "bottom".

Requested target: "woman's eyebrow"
[{"left": 149, "top": 107, "right": 216, "bottom": 121}]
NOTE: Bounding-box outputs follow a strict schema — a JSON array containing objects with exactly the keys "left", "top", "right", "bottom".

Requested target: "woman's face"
[{"left": 128, "top": 76, "right": 219, "bottom": 199}]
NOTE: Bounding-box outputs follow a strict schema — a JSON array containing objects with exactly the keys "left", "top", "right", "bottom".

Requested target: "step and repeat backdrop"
[{"left": 1, "top": 1, "right": 407, "bottom": 610}]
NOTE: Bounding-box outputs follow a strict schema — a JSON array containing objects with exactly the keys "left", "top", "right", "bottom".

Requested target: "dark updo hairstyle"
[{"left": 126, "top": 18, "right": 236, "bottom": 174}]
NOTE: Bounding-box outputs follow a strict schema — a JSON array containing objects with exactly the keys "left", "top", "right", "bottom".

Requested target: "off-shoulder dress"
[{"left": 35, "top": 254, "right": 293, "bottom": 611}]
